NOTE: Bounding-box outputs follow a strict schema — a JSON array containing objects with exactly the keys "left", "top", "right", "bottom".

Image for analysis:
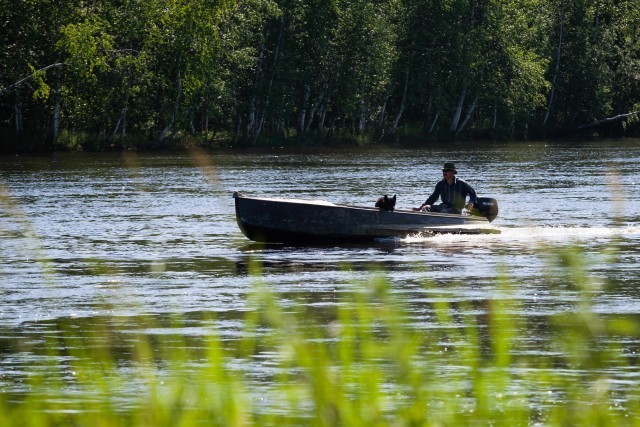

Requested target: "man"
[{"left": 413, "top": 162, "right": 477, "bottom": 214}]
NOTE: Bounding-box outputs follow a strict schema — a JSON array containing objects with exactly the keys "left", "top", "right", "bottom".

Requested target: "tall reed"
[{"left": 1, "top": 245, "right": 639, "bottom": 426}]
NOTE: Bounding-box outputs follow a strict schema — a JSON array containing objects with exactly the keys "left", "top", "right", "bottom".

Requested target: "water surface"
[{"left": 1, "top": 139, "right": 640, "bottom": 416}]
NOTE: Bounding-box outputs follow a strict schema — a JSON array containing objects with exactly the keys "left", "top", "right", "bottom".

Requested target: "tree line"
[{"left": 1, "top": 0, "right": 639, "bottom": 151}]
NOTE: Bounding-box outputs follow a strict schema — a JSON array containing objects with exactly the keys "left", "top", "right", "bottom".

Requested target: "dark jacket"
[{"left": 425, "top": 177, "right": 477, "bottom": 212}]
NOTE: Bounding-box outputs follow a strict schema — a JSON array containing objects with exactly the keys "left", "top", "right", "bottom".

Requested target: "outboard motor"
[{"left": 474, "top": 197, "right": 499, "bottom": 222}]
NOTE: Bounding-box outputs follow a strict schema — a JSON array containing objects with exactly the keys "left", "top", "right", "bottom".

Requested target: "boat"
[{"left": 233, "top": 192, "right": 500, "bottom": 244}]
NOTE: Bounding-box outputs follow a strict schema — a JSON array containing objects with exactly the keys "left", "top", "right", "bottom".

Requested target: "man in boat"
[{"left": 412, "top": 162, "right": 477, "bottom": 214}]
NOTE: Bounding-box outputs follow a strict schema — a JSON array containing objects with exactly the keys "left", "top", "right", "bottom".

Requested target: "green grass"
[{"left": 2, "top": 247, "right": 640, "bottom": 426}]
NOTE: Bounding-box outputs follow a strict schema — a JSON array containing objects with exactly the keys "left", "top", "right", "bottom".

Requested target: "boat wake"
[{"left": 400, "top": 224, "right": 640, "bottom": 245}]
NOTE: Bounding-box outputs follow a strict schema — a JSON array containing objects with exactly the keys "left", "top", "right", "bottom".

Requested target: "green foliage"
[
  {"left": 1, "top": 0, "right": 640, "bottom": 150},
  {"left": 58, "top": 19, "right": 114, "bottom": 80},
  {"left": 624, "top": 104, "right": 640, "bottom": 130},
  {"left": 29, "top": 65, "right": 51, "bottom": 101}
]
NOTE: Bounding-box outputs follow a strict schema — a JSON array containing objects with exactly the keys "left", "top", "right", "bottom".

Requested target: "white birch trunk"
[
  {"left": 543, "top": 2, "right": 565, "bottom": 127},
  {"left": 305, "top": 92, "right": 324, "bottom": 132},
  {"left": 492, "top": 105, "right": 497, "bottom": 130},
  {"left": 111, "top": 90, "right": 129, "bottom": 141},
  {"left": 298, "top": 85, "right": 310, "bottom": 134},
  {"left": 255, "top": 19, "right": 285, "bottom": 141},
  {"left": 50, "top": 63, "right": 61, "bottom": 142},
  {"left": 204, "top": 109, "right": 209, "bottom": 141},
  {"left": 450, "top": 86, "right": 466, "bottom": 133},
  {"left": 245, "top": 100, "right": 256, "bottom": 138},
  {"left": 111, "top": 112, "right": 123, "bottom": 141},
  {"left": 428, "top": 113, "right": 439, "bottom": 134},
  {"left": 391, "top": 68, "right": 409, "bottom": 134},
  {"left": 318, "top": 100, "right": 329, "bottom": 134},
  {"left": 378, "top": 100, "right": 387, "bottom": 129},
  {"left": 456, "top": 95, "right": 478, "bottom": 133},
  {"left": 159, "top": 71, "right": 182, "bottom": 142},
  {"left": 14, "top": 102, "right": 23, "bottom": 135},
  {"left": 247, "top": 27, "right": 269, "bottom": 141},
  {"left": 358, "top": 99, "right": 366, "bottom": 134},
  {"left": 121, "top": 110, "right": 127, "bottom": 140}
]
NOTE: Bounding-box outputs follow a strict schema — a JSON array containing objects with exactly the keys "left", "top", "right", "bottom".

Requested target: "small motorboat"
[{"left": 233, "top": 192, "right": 499, "bottom": 244}]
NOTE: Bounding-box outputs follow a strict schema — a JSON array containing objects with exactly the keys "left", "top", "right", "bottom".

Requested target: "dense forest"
[{"left": 1, "top": 0, "right": 639, "bottom": 151}]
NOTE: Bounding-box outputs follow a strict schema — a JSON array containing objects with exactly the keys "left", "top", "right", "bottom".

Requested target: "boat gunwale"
[{"left": 233, "top": 193, "right": 491, "bottom": 223}]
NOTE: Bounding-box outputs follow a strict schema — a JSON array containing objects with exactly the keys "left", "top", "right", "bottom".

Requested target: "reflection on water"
[{"left": 1, "top": 140, "right": 640, "bottom": 418}]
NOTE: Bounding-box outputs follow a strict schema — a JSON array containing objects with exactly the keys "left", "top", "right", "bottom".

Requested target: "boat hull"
[{"left": 233, "top": 192, "right": 499, "bottom": 243}]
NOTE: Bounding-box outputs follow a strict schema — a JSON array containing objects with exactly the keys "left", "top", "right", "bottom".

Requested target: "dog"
[{"left": 375, "top": 194, "right": 396, "bottom": 211}]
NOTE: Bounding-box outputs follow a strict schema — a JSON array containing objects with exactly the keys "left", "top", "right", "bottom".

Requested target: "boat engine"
[{"left": 474, "top": 197, "right": 499, "bottom": 222}]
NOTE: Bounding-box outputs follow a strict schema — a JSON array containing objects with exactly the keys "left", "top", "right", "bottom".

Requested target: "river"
[{"left": 1, "top": 139, "right": 640, "bottom": 421}]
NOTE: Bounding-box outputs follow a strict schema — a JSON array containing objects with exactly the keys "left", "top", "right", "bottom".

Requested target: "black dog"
[{"left": 375, "top": 194, "right": 396, "bottom": 211}]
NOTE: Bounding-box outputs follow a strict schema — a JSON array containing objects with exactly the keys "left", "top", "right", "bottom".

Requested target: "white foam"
[{"left": 400, "top": 225, "right": 640, "bottom": 245}]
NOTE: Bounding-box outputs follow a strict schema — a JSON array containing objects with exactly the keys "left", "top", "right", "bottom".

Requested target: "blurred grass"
[{"left": 1, "top": 246, "right": 640, "bottom": 426}]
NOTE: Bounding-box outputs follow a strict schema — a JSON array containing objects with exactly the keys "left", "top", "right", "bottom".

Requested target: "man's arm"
[
  {"left": 465, "top": 182, "right": 477, "bottom": 204},
  {"left": 413, "top": 182, "right": 441, "bottom": 211},
  {"left": 461, "top": 180, "right": 477, "bottom": 211}
]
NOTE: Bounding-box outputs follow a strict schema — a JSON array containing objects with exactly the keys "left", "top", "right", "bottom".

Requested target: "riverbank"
[{"left": 3, "top": 127, "right": 640, "bottom": 154}]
